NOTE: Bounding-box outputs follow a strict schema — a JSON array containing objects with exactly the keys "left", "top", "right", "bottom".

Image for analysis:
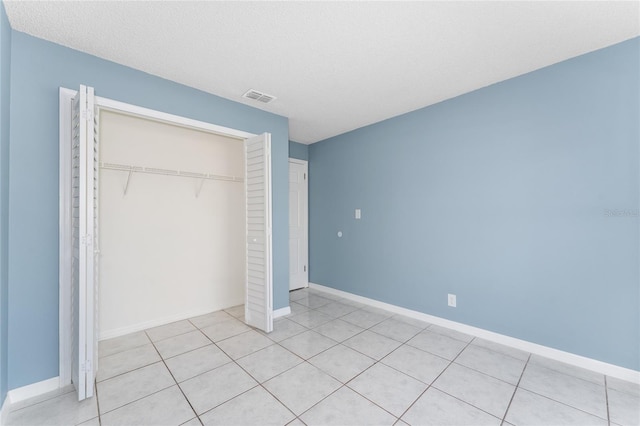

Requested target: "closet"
[
  {"left": 60, "top": 85, "right": 273, "bottom": 401},
  {"left": 98, "top": 110, "right": 246, "bottom": 339}
]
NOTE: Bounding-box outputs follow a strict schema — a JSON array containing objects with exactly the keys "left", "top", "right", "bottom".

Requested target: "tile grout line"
[
  {"left": 98, "top": 340, "right": 149, "bottom": 360},
  {"left": 513, "top": 381, "right": 611, "bottom": 421},
  {"left": 380, "top": 350, "right": 448, "bottom": 388},
  {"left": 316, "top": 312, "right": 422, "bottom": 374},
  {"left": 190, "top": 324, "right": 258, "bottom": 419},
  {"left": 146, "top": 330, "right": 202, "bottom": 425},
  {"left": 500, "top": 353, "right": 531, "bottom": 425},
  {"left": 271, "top": 298, "right": 409, "bottom": 423},
  {"left": 510, "top": 359, "right": 611, "bottom": 422},
  {"left": 342, "top": 382, "right": 402, "bottom": 421},
  {"left": 393, "top": 336, "right": 476, "bottom": 423},
  {"left": 95, "top": 367, "right": 176, "bottom": 417},
  {"left": 517, "top": 363, "right": 612, "bottom": 421},
  {"left": 256, "top": 381, "right": 298, "bottom": 422},
  {"left": 298, "top": 375, "right": 402, "bottom": 424},
  {"left": 286, "top": 292, "right": 446, "bottom": 421},
  {"left": 329, "top": 307, "right": 482, "bottom": 362},
  {"left": 262, "top": 317, "right": 310, "bottom": 341},
  {"left": 322, "top": 312, "right": 398, "bottom": 357},
  {"left": 254, "top": 335, "right": 346, "bottom": 419},
  {"left": 340, "top": 354, "right": 418, "bottom": 422},
  {"left": 255, "top": 382, "right": 298, "bottom": 423},
  {"left": 94, "top": 380, "right": 102, "bottom": 426},
  {"left": 280, "top": 334, "right": 340, "bottom": 362},
  {"left": 344, "top": 319, "right": 427, "bottom": 384},
  {"left": 317, "top": 309, "right": 435, "bottom": 422},
  {"left": 449, "top": 349, "right": 530, "bottom": 389},
  {"left": 95, "top": 355, "right": 168, "bottom": 384},
  {"left": 100, "top": 326, "right": 211, "bottom": 382},
  {"left": 193, "top": 319, "right": 303, "bottom": 423},
  {"left": 528, "top": 356, "right": 611, "bottom": 387},
  {"left": 197, "top": 337, "right": 299, "bottom": 423},
  {"left": 604, "top": 376, "right": 611, "bottom": 426},
  {"left": 146, "top": 325, "right": 200, "bottom": 345},
  {"left": 194, "top": 384, "right": 263, "bottom": 420}
]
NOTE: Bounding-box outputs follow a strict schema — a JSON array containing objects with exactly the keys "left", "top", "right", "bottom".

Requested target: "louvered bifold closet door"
[
  {"left": 244, "top": 133, "right": 273, "bottom": 333},
  {"left": 71, "top": 86, "right": 86, "bottom": 400},
  {"left": 71, "top": 85, "right": 98, "bottom": 401},
  {"left": 86, "top": 86, "right": 99, "bottom": 390}
]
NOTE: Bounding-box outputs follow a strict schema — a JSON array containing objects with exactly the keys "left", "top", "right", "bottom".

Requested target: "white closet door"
[
  {"left": 71, "top": 85, "right": 98, "bottom": 400},
  {"left": 87, "top": 86, "right": 99, "bottom": 388},
  {"left": 244, "top": 133, "right": 273, "bottom": 333}
]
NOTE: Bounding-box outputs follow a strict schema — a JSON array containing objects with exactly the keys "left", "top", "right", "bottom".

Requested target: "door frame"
[
  {"left": 58, "top": 87, "right": 260, "bottom": 387},
  {"left": 288, "top": 158, "right": 309, "bottom": 291}
]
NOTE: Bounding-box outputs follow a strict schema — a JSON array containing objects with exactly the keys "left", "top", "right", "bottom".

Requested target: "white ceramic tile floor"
[{"left": 6, "top": 287, "right": 640, "bottom": 426}]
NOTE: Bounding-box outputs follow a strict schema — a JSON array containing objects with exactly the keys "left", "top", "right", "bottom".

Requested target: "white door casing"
[
  {"left": 244, "top": 133, "right": 274, "bottom": 333},
  {"left": 289, "top": 159, "right": 308, "bottom": 291}
]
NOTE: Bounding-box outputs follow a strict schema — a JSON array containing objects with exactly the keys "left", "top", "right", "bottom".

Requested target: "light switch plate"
[{"left": 355, "top": 209, "right": 361, "bottom": 219}]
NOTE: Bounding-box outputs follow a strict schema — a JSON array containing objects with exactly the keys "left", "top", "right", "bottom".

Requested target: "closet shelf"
[{"left": 100, "top": 162, "right": 244, "bottom": 183}]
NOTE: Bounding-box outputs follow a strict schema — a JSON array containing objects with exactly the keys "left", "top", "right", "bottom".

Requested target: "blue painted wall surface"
[
  {"left": 8, "top": 32, "right": 289, "bottom": 390},
  {"left": 289, "top": 140, "right": 309, "bottom": 161},
  {"left": 0, "top": 1, "right": 10, "bottom": 405},
  {"left": 309, "top": 38, "right": 640, "bottom": 370}
]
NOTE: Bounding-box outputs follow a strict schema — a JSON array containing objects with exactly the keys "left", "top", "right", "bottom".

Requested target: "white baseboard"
[
  {"left": 309, "top": 283, "right": 640, "bottom": 384},
  {"left": 99, "top": 307, "right": 229, "bottom": 341},
  {"left": 6, "top": 377, "right": 60, "bottom": 405},
  {"left": 0, "top": 394, "right": 10, "bottom": 426},
  {"left": 273, "top": 306, "right": 291, "bottom": 318}
]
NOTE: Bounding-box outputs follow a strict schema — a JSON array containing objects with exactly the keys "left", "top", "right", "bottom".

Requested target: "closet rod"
[{"left": 100, "top": 162, "right": 244, "bottom": 183}]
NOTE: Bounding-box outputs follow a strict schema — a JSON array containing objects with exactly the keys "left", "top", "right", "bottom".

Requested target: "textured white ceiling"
[{"left": 4, "top": 1, "right": 639, "bottom": 144}]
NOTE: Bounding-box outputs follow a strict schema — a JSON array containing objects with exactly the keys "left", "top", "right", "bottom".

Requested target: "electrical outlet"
[
  {"left": 448, "top": 294, "right": 457, "bottom": 307},
  {"left": 355, "top": 209, "right": 361, "bottom": 219}
]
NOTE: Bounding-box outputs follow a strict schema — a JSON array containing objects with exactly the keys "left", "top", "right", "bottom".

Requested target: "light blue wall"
[
  {"left": 309, "top": 38, "right": 640, "bottom": 370},
  {"left": 289, "top": 140, "right": 309, "bottom": 161},
  {"left": 0, "top": 1, "right": 11, "bottom": 405},
  {"left": 8, "top": 31, "right": 289, "bottom": 390}
]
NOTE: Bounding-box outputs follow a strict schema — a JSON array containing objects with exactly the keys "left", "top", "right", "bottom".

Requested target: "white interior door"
[
  {"left": 289, "top": 160, "right": 308, "bottom": 291},
  {"left": 71, "top": 85, "right": 98, "bottom": 400},
  {"left": 244, "top": 133, "right": 273, "bottom": 333}
]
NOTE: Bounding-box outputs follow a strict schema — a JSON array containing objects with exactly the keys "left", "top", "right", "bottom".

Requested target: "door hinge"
[
  {"left": 81, "top": 234, "right": 93, "bottom": 247},
  {"left": 81, "top": 359, "right": 92, "bottom": 373},
  {"left": 304, "top": 265, "right": 307, "bottom": 272},
  {"left": 304, "top": 173, "right": 306, "bottom": 180}
]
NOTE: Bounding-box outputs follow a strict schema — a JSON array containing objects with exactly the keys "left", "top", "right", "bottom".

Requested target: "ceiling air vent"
[{"left": 242, "top": 89, "right": 277, "bottom": 104}]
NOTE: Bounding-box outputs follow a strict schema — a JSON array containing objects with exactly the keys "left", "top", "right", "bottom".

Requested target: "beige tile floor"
[{"left": 6, "top": 288, "right": 640, "bottom": 426}]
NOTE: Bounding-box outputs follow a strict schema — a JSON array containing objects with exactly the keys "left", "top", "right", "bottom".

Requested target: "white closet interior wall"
[{"left": 98, "top": 110, "right": 245, "bottom": 339}]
